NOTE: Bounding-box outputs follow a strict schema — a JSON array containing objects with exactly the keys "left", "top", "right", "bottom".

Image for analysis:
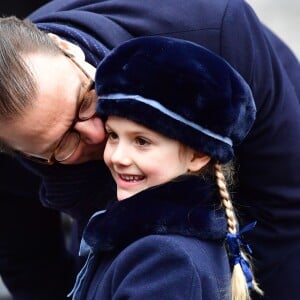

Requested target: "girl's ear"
[
  {"left": 48, "top": 33, "right": 86, "bottom": 61},
  {"left": 187, "top": 152, "right": 211, "bottom": 172}
]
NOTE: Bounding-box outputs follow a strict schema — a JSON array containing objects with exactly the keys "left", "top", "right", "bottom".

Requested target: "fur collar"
[{"left": 83, "top": 175, "right": 227, "bottom": 254}]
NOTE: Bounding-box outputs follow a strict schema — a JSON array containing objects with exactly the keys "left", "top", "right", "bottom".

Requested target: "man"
[
  {"left": 0, "top": 2, "right": 76, "bottom": 300},
  {"left": 0, "top": 0, "right": 299, "bottom": 299}
]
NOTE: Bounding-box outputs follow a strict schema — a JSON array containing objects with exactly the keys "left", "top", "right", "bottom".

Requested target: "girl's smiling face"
[{"left": 104, "top": 116, "right": 208, "bottom": 200}]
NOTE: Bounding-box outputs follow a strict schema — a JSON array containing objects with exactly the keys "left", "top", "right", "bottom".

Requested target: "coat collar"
[{"left": 83, "top": 175, "right": 227, "bottom": 254}]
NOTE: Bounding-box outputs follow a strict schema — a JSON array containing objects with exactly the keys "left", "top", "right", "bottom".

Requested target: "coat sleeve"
[{"left": 17, "top": 157, "right": 114, "bottom": 231}]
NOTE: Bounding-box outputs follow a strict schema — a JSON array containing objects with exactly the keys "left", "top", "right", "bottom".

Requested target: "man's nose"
[{"left": 74, "top": 116, "right": 106, "bottom": 144}]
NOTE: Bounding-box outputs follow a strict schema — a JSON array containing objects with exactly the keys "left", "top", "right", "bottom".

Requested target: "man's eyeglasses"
[{"left": 21, "top": 52, "right": 97, "bottom": 165}]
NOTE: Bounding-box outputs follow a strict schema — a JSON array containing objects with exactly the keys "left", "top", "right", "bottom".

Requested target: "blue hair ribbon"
[{"left": 226, "top": 221, "right": 257, "bottom": 288}]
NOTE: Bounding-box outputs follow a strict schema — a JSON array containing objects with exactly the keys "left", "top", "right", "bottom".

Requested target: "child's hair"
[
  {"left": 95, "top": 36, "right": 263, "bottom": 299},
  {"left": 214, "top": 163, "right": 263, "bottom": 299}
]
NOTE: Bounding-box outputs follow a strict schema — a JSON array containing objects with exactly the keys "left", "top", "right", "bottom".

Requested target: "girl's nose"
[
  {"left": 74, "top": 116, "right": 106, "bottom": 144},
  {"left": 110, "top": 143, "right": 132, "bottom": 166}
]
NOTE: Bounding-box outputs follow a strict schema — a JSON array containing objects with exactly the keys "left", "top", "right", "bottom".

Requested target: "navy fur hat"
[{"left": 96, "top": 36, "right": 256, "bottom": 163}]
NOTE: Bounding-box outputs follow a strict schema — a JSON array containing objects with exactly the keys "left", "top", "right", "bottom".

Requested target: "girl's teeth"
[{"left": 121, "top": 175, "right": 143, "bottom": 182}]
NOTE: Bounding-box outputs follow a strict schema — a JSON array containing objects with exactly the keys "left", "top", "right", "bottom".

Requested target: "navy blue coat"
[
  {"left": 70, "top": 176, "right": 231, "bottom": 300},
  {"left": 0, "top": 0, "right": 299, "bottom": 299}
]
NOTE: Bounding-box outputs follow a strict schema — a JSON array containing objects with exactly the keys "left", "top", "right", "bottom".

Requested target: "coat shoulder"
[{"left": 91, "top": 234, "right": 230, "bottom": 299}]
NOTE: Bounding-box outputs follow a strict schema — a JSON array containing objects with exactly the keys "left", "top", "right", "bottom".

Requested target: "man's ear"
[
  {"left": 48, "top": 33, "right": 85, "bottom": 61},
  {"left": 187, "top": 152, "right": 211, "bottom": 172}
]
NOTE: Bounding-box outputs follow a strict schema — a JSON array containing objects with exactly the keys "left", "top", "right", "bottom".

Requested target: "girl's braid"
[{"left": 215, "top": 162, "right": 263, "bottom": 300}]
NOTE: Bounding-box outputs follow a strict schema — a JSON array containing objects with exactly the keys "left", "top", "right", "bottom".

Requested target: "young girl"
[{"left": 70, "top": 36, "right": 262, "bottom": 300}]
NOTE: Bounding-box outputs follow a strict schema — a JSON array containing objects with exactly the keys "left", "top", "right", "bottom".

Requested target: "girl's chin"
[{"left": 117, "top": 189, "right": 139, "bottom": 201}]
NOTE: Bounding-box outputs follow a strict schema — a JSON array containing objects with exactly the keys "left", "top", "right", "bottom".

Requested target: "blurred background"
[
  {"left": 247, "top": 0, "right": 299, "bottom": 58},
  {"left": 0, "top": 0, "right": 299, "bottom": 299}
]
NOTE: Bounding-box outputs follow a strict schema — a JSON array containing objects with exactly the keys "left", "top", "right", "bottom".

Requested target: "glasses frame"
[{"left": 20, "top": 51, "right": 95, "bottom": 165}]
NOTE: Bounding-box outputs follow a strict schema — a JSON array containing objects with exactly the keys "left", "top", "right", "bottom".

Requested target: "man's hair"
[
  {"left": 0, "top": 16, "right": 62, "bottom": 151},
  {"left": 0, "top": 16, "right": 61, "bottom": 120}
]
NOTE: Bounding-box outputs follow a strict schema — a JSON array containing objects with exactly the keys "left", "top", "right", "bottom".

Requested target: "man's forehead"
[
  {"left": 25, "top": 53, "right": 72, "bottom": 88},
  {"left": 1, "top": 55, "right": 81, "bottom": 154}
]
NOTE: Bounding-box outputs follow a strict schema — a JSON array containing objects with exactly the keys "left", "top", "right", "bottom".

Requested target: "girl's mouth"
[{"left": 119, "top": 174, "right": 145, "bottom": 182}]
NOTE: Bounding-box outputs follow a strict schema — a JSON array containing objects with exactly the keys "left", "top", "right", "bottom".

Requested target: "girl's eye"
[
  {"left": 107, "top": 131, "right": 118, "bottom": 141},
  {"left": 136, "top": 137, "right": 150, "bottom": 146}
]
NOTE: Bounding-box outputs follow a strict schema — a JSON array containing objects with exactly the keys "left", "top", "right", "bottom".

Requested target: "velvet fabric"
[
  {"left": 6, "top": 0, "right": 298, "bottom": 299},
  {"left": 96, "top": 36, "right": 256, "bottom": 163},
  {"left": 70, "top": 176, "right": 230, "bottom": 299},
  {"left": 84, "top": 175, "right": 227, "bottom": 253}
]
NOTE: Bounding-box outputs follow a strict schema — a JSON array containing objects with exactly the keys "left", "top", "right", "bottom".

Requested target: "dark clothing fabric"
[
  {"left": 0, "top": 0, "right": 299, "bottom": 299},
  {"left": 0, "top": 155, "right": 75, "bottom": 300},
  {"left": 71, "top": 176, "right": 230, "bottom": 300},
  {"left": 37, "top": 22, "right": 109, "bottom": 66},
  {"left": 18, "top": 159, "right": 114, "bottom": 232}
]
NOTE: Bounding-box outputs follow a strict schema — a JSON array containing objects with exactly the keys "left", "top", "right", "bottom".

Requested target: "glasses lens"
[
  {"left": 79, "top": 88, "right": 97, "bottom": 120},
  {"left": 54, "top": 131, "right": 80, "bottom": 162}
]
